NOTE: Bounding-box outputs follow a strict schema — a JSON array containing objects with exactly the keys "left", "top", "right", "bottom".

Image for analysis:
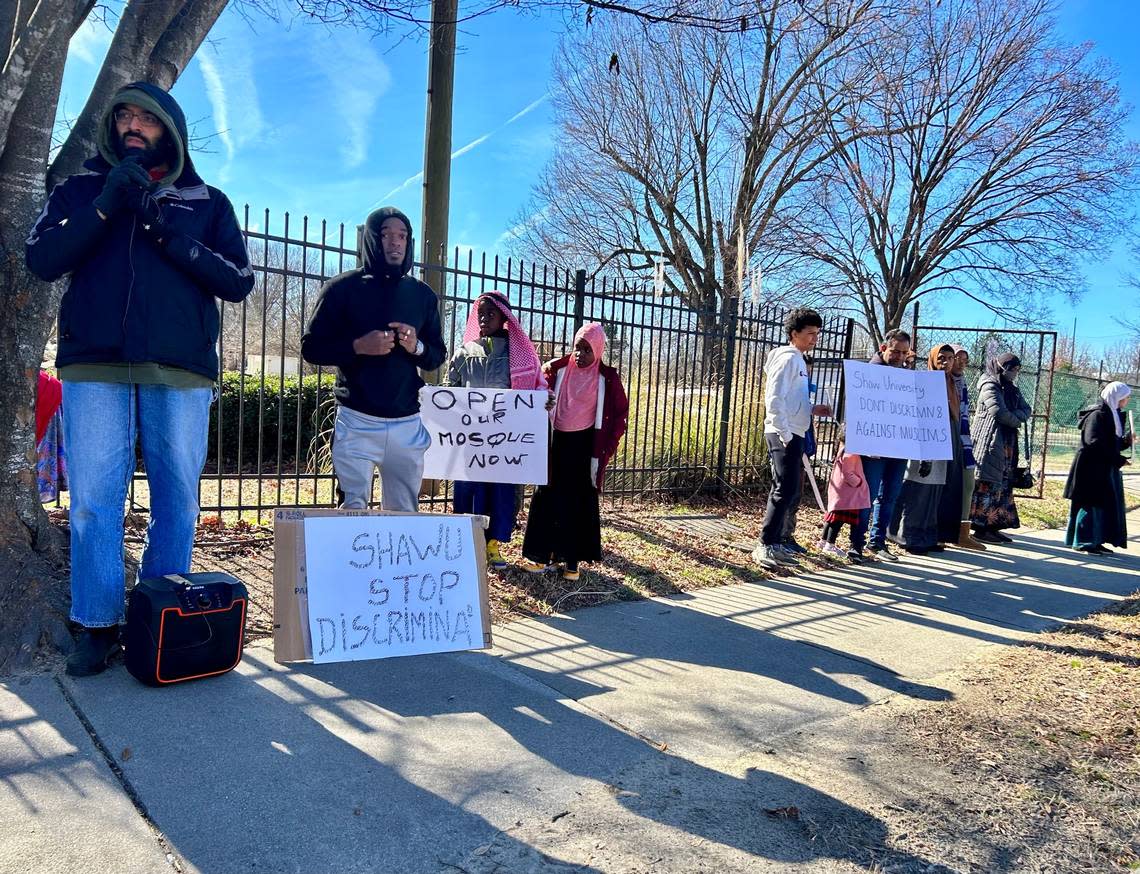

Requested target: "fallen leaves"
[{"left": 763, "top": 805, "right": 800, "bottom": 820}]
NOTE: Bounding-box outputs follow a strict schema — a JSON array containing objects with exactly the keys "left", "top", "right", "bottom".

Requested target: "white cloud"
[
  {"left": 69, "top": 15, "right": 113, "bottom": 65},
  {"left": 197, "top": 32, "right": 265, "bottom": 183},
  {"left": 451, "top": 133, "right": 491, "bottom": 159},
  {"left": 373, "top": 94, "right": 548, "bottom": 208},
  {"left": 379, "top": 171, "right": 424, "bottom": 204},
  {"left": 505, "top": 94, "right": 548, "bottom": 125},
  {"left": 495, "top": 206, "right": 550, "bottom": 248},
  {"left": 311, "top": 34, "right": 391, "bottom": 169}
]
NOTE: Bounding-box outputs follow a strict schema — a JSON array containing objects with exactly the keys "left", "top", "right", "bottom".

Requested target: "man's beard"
[{"left": 117, "top": 132, "right": 163, "bottom": 168}]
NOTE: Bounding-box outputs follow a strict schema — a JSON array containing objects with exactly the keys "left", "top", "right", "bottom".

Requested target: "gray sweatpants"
[{"left": 332, "top": 406, "right": 430, "bottom": 511}]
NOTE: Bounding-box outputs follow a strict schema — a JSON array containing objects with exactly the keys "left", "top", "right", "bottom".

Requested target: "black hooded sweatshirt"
[
  {"left": 300, "top": 208, "right": 446, "bottom": 418},
  {"left": 26, "top": 81, "right": 254, "bottom": 381}
]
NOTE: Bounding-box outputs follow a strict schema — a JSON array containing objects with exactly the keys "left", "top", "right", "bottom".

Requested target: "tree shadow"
[
  {"left": 296, "top": 649, "right": 941, "bottom": 872},
  {"left": 55, "top": 660, "right": 607, "bottom": 874}
]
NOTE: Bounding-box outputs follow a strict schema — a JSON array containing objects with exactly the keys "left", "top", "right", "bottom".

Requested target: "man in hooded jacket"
[
  {"left": 26, "top": 82, "right": 255, "bottom": 677},
  {"left": 301, "top": 207, "right": 447, "bottom": 512}
]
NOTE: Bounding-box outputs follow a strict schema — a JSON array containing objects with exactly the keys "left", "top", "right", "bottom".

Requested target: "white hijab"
[{"left": 1100, "top": 381, "right": 1132, "bottom": 437}]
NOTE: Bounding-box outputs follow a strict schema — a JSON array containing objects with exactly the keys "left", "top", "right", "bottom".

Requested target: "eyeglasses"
[{"left": 114, "top": 108, "right": 162, "bottom": 129}]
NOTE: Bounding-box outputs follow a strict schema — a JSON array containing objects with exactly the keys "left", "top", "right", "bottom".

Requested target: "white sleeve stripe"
[{"left": 204, "top": 245, "right": 254, "bottom": 278}]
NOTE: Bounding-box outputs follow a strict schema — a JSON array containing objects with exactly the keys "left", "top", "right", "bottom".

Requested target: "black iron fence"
[
  {"left": 114, "top": 207, "right": 850, "bottom": 520},
  {"left": 71, "top": 205, "right": 1132, "bottom": 519}
]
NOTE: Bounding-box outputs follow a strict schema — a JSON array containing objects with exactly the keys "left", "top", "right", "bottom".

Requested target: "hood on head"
[
  {"left": 477, "top": 291, "right": 513, "bottom": 320},
  {"left": 361, "top": 207, "right": 415, "bottom": 280},
  {"left": 573, "top": 322, "right": 606, "bottom": 367},
  {"left": 97, "top": 81, "right": 192, "bottom": 187}
]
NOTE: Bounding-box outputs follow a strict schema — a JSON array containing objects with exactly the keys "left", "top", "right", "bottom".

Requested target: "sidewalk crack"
[{"left": 54, "top": 676, "right": 185, "bottom": 872}]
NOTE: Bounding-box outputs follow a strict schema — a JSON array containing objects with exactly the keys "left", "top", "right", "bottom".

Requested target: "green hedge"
[{"left": 206, "top": 372, "right": 337, "bottom": 472}]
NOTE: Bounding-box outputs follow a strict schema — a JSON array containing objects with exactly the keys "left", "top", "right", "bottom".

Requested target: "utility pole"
[
  {"left": 420, "top": 0, "right": 457, "bottom": 384},
  {"left": 417, "top": 0, "right": 456, "bottom": 497}
]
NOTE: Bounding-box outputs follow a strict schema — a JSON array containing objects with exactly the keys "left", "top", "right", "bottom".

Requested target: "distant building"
[{"left": 244, "top": 354, "right": 300, "bottom": 377}]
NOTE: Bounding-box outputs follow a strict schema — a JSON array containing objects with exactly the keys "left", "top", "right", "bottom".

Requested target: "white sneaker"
[
  {"left": 818, "top": 541, "right": 846, "bottom": 560},
  {"left": 752, "top": 544, "right": 780, "bottom": 569},
  {"left": 869, "top": 545, "right": 899, "bottom": 563}
]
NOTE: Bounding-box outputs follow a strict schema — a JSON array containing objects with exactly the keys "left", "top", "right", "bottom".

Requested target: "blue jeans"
[
  {"left": 62, "top": 382, "right": 212, "bottom": 627},
  {"left": 453, "top": 481, "right": 518, "bottom": 542},
  {"left": 853, "top": 456, "right": 907, "bottom": 551}
]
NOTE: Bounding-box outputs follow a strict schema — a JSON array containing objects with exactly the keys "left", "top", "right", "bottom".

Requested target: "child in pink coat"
[{"left": 817, "top": 430, "right": 871, "bottom": 561}]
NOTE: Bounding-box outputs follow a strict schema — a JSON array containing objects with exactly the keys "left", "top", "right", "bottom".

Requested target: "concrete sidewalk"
[{"left": 2, "top": 517, "right": 1138, "bottom": 874}]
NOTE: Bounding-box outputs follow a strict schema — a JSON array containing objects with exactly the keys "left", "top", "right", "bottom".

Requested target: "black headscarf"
[
  {"left": 360, "top": 207, "right": 415, "bottom": 281},
  {"left": 986, "top": 353, "right": 1022, "bottom": 407}
]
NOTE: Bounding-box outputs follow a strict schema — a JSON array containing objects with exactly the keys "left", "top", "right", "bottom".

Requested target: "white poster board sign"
[
  {"left": 419, "top": 387, "right": 548, "bottom": 484},
  {"left": 303, "top": 514, "right": 486, "bottom": 664},
  {"left": 842, "top": 361, "right": 954, "bottom": 461}
]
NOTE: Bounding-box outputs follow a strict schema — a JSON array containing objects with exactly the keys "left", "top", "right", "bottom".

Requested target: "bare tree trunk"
[
  {"left": 0, "top": 0, "right": 232, "bottom": 671},
  {"left": 49, "top": 0, "right": 187, "bottom": 185},
  {"left": 0, "top": 5, "right": 91, "bottom": 671},
  {"left": 147, "top": 0, "right": 230, "bottom": 88}
]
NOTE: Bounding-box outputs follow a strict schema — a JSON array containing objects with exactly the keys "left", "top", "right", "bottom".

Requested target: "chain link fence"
[
  {"left": 912, "top": 325, "right": 1056, "bottom": 498},
  {"left": 1047, "top": 369, "right": 1140, "bottom": 471}
]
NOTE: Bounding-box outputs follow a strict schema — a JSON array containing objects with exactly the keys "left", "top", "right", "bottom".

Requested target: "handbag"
[{"left": 1011, "top": 423, "right": 1035, "bottom": 490}]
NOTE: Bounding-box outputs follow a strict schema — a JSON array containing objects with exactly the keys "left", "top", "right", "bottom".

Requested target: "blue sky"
[{"left": 59, "top": 1, "right": 1138, "bottom": 352}]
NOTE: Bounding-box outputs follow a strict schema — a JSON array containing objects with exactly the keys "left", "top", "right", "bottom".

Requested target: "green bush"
[{"left": 206, "top": 371, "right": 337, "bottom": 473}]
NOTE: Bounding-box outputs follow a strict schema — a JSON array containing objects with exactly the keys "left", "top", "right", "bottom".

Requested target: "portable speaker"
[{"left": 125, "top": 572, "right": 248, "bottom": 686}]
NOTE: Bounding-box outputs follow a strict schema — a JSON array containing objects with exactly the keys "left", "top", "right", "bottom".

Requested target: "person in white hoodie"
[{"left": 754, "top": 308, "right": 830, "bottom": 569}]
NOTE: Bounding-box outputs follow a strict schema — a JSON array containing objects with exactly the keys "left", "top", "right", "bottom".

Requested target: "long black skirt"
[
  {"left": 522, "top": 427, "right": 601, "bottom": 566},
  {"left": 889, "top": 480, "right": 943, "bottom": 551}
]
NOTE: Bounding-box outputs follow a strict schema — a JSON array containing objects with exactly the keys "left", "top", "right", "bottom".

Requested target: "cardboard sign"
[
  {"left": 419, "top": 387, "right": 549, "bottom": 485},
  {"left": 272, "top": 509, "right": 491, "bottom": 664},
  {"left": 842, "top": 361, "right": 955, "bottom": 461}
]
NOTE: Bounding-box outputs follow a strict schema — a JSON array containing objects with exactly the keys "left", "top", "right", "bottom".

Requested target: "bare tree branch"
[
  {"left": 513, "top": 0, "right": 886, "bottom": 371},
  {"left": 790, "top": 0, "right": 1140, "bottom": 344}
]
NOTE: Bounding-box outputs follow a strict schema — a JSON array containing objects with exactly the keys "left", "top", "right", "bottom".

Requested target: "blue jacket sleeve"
[
  {"left": 26, "top": 179, "right": 111, "bottom": 281},
  {"left": 159, "top": 192, "right": 254, "bottom": 303}
]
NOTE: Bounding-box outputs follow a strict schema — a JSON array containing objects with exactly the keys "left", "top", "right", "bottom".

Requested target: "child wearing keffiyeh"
[{"left": 444, "top": 291, "right": 549, "bottom": 569}]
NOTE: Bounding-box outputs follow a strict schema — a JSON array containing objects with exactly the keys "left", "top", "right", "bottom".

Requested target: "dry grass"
[
  {"left": 107, "top": 478, "right": 1104, "bottom": 639},
  {"left": 1017, "top": 478, "right": 1140, "bottom": 531},
  {"left": 874, "top": 594, "right": 1140, "bottom": 872}
]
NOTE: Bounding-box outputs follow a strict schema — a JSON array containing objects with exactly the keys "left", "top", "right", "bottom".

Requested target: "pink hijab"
[
  {"left": 462, "top": 291, "right": 546, "bottom": 390},
  {"left": 554, "top": 323, "right": 605, "bottom": 432}
]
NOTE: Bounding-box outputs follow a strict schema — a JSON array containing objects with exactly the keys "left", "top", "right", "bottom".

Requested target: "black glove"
[
  {"left": 918, "top": 460, "right": 932, "bottom": 478},
  {"left": 93, "top": 157, "right": 150, "bottom": 217},
  {"left": 131, "top": 190, "right": 170, "bottom": 245}
]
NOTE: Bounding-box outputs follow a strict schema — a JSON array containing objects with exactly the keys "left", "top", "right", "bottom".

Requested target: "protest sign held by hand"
[
  {"left": 419, "top": 386, "right": 549, "bottom": 485},
  {"left": 842, "top": 361, "right": 954, "bottom": 461}
]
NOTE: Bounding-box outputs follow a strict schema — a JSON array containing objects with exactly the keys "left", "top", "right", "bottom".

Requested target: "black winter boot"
[{"left": 66, "top": 626, "right": 121, "bottom": 677}]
